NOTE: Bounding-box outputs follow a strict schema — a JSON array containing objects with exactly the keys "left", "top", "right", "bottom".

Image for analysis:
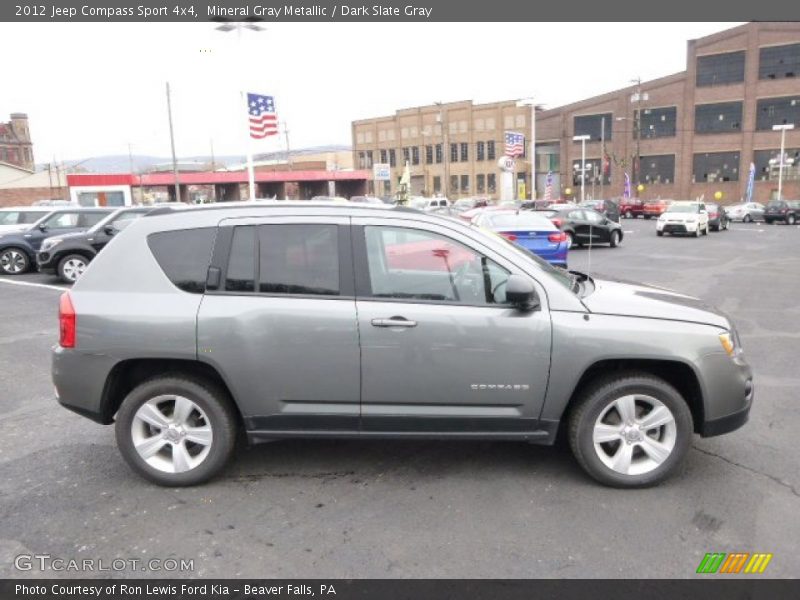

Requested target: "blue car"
[{"left": 473, "top": 210, "right": 569, "bottom": 267}]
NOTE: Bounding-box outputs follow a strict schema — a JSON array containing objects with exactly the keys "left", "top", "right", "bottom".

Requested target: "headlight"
[
  {"left": 40, "top": 238, "right": 63, "bottom": 251},
  {"left": 719, "top": 330, "right": 743, "bottom": 358}
]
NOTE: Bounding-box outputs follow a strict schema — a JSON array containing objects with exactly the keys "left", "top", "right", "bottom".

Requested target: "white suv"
[{"left": 656, "top": 201, "right": 709, "bottom": 237}]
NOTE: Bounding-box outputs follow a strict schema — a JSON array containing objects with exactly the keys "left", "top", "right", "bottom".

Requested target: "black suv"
[
  {"left": 0, "top": 208, "right": 113, "bottom": 275},
  {"left": 37, "top": 207, "right": 154, "bottom": 282},
  {"left": 763, "top": 200, "right": 799, "bottom": 225}
]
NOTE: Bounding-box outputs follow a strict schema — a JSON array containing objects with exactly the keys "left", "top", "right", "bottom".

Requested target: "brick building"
[
  {"left": 0, "top": 113, "right": 34, "bottom": 171},
  {"left": 352, "top": 22, "right": 800, "bottom": 203}
]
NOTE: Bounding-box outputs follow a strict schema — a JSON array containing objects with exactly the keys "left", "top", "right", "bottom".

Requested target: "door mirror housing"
[
  {"left": 38, "top": 224, "right": 48, "bottom": 232},
  {"left": 505, "top": 274, "right": 539, "bottom": 311},
  {"left": 103, "top": 225, "right": 116, "bottom": 235}
]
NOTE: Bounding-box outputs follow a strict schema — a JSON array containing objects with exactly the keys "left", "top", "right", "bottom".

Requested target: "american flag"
[
  {"left": 544, "top": 171, "right": 553, "bottom": 203},
  {"left": 504, "top": 131, "right": 525, "bottom": 157},
  {"left": 247, "top": 93, "right": 278, "bottom": 139}
]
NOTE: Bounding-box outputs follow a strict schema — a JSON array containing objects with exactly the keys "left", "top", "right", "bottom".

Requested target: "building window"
[
  {"left": 460, "top": 142, "right": 468, "bottom": 162},
  {"left": 450, "top": 143, "right": 458, "bottom": 163},
  {"left": 487, "top": 173, "right": 496, "bottom": 193},
  {"left": 402, "top": 147, "right": 410, "bottom": 164},
  {"left": 759, "top": 43, "right": 800, "bottom": 80},
  {"left": 574, "top": 113, "right": 613, "bottom": 142},
  {"left": 693, "top": 152, "right": 740, "bottom": 183},
  {"left": 637, "top": 106, "right": 677, "bottom": 139},
  {"left": 450, "top": 175, "right": 459, "bottom": 193},
  {"left": 487, "top": 141, "right": 496, "bottom": 160},
  {"left": 389, "top": 149, "right": 396, "bottom": 167},
  {"left": 696, "top": 51, "right": 745, "bottom": 87},
  {"left": 358, "top": 151, "right": 367, "bottom": 169},
  {"left": 383, "top": 180, "right": 391, "bottom": 196},
  {"left": 435, "top": 144, "right": 443, "bottom": 164},
  {"left": 433, "top": 176, "right": 441, "bottom": 193},
  {"left": 515, "top": 114, "right": 526, "bottom": 128},
  {"left": 754, "top": 148, "right": 800, "bottom": 181},
  {"left": 476, "top": 141, "right": 485, "bottom": 161},
  {"left": 694, "top": 102, "right": 743, "bottom": 134},
  {"left": 366, "top": 151, "right": 374, "bottom": 168},
  {"left": 756, "top": 96, "right": 800, "bottom": 130},
  {"left": 412, "top": 146, "right": 420, "bottom": 166},
  {"left": 477, "top": 174, "right": 486, "bottom": 193},
  {"left": 640, "top": 155, "right": 676, "bottom": 184},
  {"left": 380, "top": 149, "right": 388, "bottom": 164},
  {"left": 425, "top": 145, "right": 433, "bottom": 164},
  {"left": 486, "top": 118, "right": 496, "bottom": 131},
  {"left": 460, "top": 175, "right": 470, "bottom": 193}
]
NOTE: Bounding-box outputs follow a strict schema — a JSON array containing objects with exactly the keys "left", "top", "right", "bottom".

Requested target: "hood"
[{"left": 582, "top": 276, "right": 730, "bottom": 329}]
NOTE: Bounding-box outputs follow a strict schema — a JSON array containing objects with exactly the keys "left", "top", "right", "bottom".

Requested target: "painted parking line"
[{"left": 0, "top": 278, "right": 64, "bottom": 292}]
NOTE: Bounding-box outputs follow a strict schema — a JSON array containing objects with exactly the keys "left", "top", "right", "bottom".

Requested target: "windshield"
[
  {"left": 484, "top": 212, "right": 557, "bottom": 230},
  {"left": 666, "top": 204, "right": 699, "bottom": 213}
]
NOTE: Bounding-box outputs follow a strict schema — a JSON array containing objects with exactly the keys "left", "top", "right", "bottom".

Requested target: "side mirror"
[
  {"left": 103, "top": 226, "right": 116, "bottom": 235},
  {"left": 38, "top": 224, "right": 48, "bottom": 232},
  {"left": 505, "top": 274, "right": 539, "bottom": 311}
]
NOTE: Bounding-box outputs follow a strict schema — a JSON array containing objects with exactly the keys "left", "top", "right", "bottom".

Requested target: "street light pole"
[
  {"left": 165, "top": 82, "right": 181, "bottom": 203},
  {"left": 773, "top": 124, "right": 795, "bottom": 201},
  {"left": 436, "top": 101, "right": 449, "bottom": 198},
  {"left": 573, "top": 135, "right": 590, "bottom": 203},
  {"left": 517, "top": 98, "right": 539, "bottom": 200}
]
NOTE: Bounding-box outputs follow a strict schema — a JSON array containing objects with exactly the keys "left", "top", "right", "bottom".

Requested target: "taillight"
[
  {"left": 551, "top": 218, "right": 562, "bottom": 227},
  {"left": 548, "top": 232, "right": 567, "bottom": 243},
  {"left": 500, "top": 233, "right": 518, "bottom": 241},
  {"left": 59, "top": 291, "right": 76, "bottom": 348}
]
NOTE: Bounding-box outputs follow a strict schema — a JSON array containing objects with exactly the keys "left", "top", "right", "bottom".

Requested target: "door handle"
[{"left": 371, "top": 317, "right": 417, "bottom": 328}]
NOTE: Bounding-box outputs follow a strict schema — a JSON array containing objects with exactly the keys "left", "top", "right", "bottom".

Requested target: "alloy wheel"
[
  {"left": 131, "top": 395, "right": 213, "bottom": 473},
  {"left": 592, "top": 394, "right": 677, "bottom": 476},
  {"left": 0, "top": 249, "right": 27, "bottom": 274},
  {"left": 61, "top": 258, "right": 87, "bottom": 282}
]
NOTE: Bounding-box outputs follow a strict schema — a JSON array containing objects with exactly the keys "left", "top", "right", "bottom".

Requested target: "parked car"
[
  {"left": 547, "top": 207, "right": 624, "bottom": 248},
  {"left": 452, "top": 197, "right": 491, "bottom": 212},
  {"left": 725, "top": 202, "right": 765, "bottom": 223},
  {"left": 656, "top": 201, "right": 709, "bottom": 237},
  {"left": 36, "top": 207, "right": 155, "bottom": 283},
  {"left": 580, "top": 199, "right": 620, "bottom": 222},
  {"left": 472, "top": 210, "right": 568, "bottom": 267},
  {"left": 457, "top": 204, "right": 509, "bottom": 222},
  {"left": 0, "top": 206, "right": 56, "bottom": 233},
  {"left": 619, "top": 199, "right": 646, "bottom": 219},
  {"left": 53, "top": 203, "right": 753, "bottom": 488},
  {"left": 643, "top": 199, "right": 672, "bottom": 219},
  {"left": 763, "top": 200, "right": 799, "bottom": 225},
  {"left": 408, "top": 196, "right": 450, "bottom": 212},
  {"left": 349, "top": 196, "right": 384, "bottom": 205},
  {"left": 705, "top": 203, "right": 730, "bottom": 232},
  {"left": 0, "top": 207, "right": 113, "bottom": 275}
]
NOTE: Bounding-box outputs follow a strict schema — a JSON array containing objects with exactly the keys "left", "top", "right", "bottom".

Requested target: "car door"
[
  {"left": 197, "top": 215, "right": 362, "bottom": 434},
  {"left": 583, "top": 209, "right": 609, "bottom": 243},
  {"left": 751, "top": 203, "right": 765, "bottom": 220},
  {"left": 567, "top": 210, "right": 592, "bottom": 243},
  {"left": 351, "top": 216, "right": 552, "bottom": 435}
]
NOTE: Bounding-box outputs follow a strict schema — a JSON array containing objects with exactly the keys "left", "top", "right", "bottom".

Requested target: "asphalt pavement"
[{"left": 0, "top": 218, "right": 798, "bottom": 579}]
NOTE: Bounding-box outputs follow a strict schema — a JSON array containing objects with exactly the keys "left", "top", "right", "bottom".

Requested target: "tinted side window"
[
  {"left": 258, "top": 224, "right": 339, "bottom": 296},
  {"left": 225, "top": 226, "right": 256, "bottom": 292},
  {"left": 148, "top": 228, "right": 216, "bottom": 294},
  {"left": 79, "top": 212, "right": 109, "bottom": 227},
  {"left": 20, "top": 211, "right": 45, "bottom": 224}
]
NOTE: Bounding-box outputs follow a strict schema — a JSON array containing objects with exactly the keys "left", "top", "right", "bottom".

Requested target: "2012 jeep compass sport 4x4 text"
[{"left": 52, "top": 203, "right": 754, "bottom": 488}]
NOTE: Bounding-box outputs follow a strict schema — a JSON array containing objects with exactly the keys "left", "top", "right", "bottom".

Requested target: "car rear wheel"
[
  {"left": 565, "top": 232, "right": 574, "bottom": 249},
  {"left": 568, "top": 372, "right": 693, "bottom": 488},
  {"left": 624, "top": 210, "right": 632, "bottom": 219},
  {"left": 0, "top": 247, "right": 30, "bottom": 275},
  {"left": 656, "top": 230, "right": 663, "bottom": 237},
  {"left": 609, "top": 230, "right": 621, "bottom": 247},
  {"left": 743, "top": 214, "right": 752, "bottom": 223},
  {"left": 115, "top": 375, "right": 238, "bottom": 486},
  {"left": 788, "top": 214, "right": 797, "bottom": 225},
  {"left": 57, "top": 254, "right": 89, "bottom": 283}
]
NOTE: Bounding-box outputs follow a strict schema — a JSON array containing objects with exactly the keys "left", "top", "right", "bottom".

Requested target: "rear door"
[
  {"left": 583, "top": 209, "right": 610, "bottom": 243},
  {"left": 197, "top": 215, "right": 361, "bottom": 434},
  {"left": 567, "top": 210, "right": 592, "bottom": 243}
]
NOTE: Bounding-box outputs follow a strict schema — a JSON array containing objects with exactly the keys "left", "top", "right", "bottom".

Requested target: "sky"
[{"left": 0, "top": 22, "right": 743, "bottom": 164}]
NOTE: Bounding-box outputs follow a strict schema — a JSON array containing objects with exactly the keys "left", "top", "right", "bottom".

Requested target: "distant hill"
[{"left": 37, "top": 145, "right": 351, "bottom": 174}]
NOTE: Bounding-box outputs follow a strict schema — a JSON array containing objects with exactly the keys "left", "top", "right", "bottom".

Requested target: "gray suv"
[{"left": 52, "top": 204, "right": 753, "bottom": 487}]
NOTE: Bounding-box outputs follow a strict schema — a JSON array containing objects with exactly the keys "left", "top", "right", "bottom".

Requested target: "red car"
[
  {"left": 643, "top": 199, "right": 672, "bottom": 219},
  {"left": 619, "top": 199, "right": 645, "bottom": 219}
]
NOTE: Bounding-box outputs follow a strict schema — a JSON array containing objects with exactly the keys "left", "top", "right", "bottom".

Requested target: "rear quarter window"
[{"left": 147, "top": 228, "right": 216, "bottom": 294}]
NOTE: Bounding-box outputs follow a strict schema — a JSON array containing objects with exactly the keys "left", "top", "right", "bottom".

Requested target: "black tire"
[
  {"left": 565, "top": 231, "right": 575, "bottom": 249},
  {"left": 609, "top": 230, "right": 621, "bottom": 248},
  {"left": 0, "top": 247, "right": 31, "bottom": 275},
  {"left": 644, "top": 215, "right": 652, "bottom": 220},
  {"left": 57, "top": 253, "right": 91, "bottom": 284},
  {"left": 788, "top": 214, "right": 797, "bottom": 225},
  {"left": 765, "top": 219, "right": 773, "bottom": 225},
  {"left": 710, "top": 224, "right": 719, "bottom": 232},
  {"left": 656, "top": 230, "right": 664, "bottom": 237},
  {"left": 568, "top": 372, "right": 693, "bottom": 488},
  {"left": 624, "top": 210, "right": 633, "bottom": 219},
  {"left": 115, "top": 375, "right": 238, "bottom": 486},
  {"left": 743, "top": 214, "right": 752, "bottom": 223}
]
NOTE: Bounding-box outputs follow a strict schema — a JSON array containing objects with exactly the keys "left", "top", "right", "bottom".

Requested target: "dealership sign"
[{"left": 373, "top": 163, "right": 391, "bottom": 181}]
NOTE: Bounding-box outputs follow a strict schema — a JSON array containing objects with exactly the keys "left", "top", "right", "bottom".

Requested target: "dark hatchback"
[
  {"left": 545, "top": 207, "right": 624, "bottom": 249},
  {"left": 0, "top": 208, "right": 113, "bottom": 275},
  {"left": 764, "top": 200, "right": 799, "bottom": 225}
]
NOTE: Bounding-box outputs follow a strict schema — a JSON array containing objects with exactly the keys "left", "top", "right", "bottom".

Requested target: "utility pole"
[
  {"left": 632, "top": 77, "right": 643, "bottom": 196},
  {"left": 165, "top": 82, "right": 181, "bottom": 203},
  {"left": 600, "top": 116, "right": 605, "bottom": 200},
  {"left": 209, "top": 139, "right": 216, "bottom": 171},
  {"left": 283, "top": 121, "right": 292, "bottom": 170},
  {"left": 436, "top": 101, "right": 449, "bottom": 198},
  {"left": 573, "top": 135, "right": 590, "bottom": 203},
  {"left": 773, "top": 124, "right": 795, "bottom": 201}
]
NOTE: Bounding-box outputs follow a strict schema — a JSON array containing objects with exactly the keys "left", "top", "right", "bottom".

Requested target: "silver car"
[
  {"left": 726, "top": 202, "right": 765, "bottom": 223},
  {"left": 52, "top": 204, "right": 753, "bottom": 488}
]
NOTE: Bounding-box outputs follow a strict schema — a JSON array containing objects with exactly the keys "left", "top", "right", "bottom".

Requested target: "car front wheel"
[
  {"left": 743, "top": 214, "right": 752, "bottom": 223},
  {"left": 788, "top": 214, "right": 797, "bottom": 225},
  {"left": 57, "top": 254, "right": 90, "bottom": 283},
  {"left": 115, "top": 375, "right": 238, "bottom": 486},
  {"left": 0, "top": 247, "right": 30, "bottom": 275},
  {"left": 568, "top": 372, "right": 693, "bottom": 488},
  {"left": 609, "top": 230, "right": 621, "bottom": 247}
]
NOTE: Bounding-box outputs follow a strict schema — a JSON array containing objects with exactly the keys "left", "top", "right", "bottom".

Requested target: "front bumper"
[
  {"left": 36, "top": 250, "right": 57, "bottom": 272},
  {"left": 658, "top": 222, "right": 698, "bottom": 234},
  {"left": 697, "top": 352, "right": 754, "bottom": 437}
]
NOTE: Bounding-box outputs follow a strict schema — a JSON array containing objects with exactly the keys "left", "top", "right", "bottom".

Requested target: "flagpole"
[{"left": 243, "top": 91, "right": 256, "bottom": 200}]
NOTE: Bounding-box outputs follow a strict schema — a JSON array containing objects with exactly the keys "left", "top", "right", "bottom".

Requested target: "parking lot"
[{"left": 0, "top": 216, "right": 798, "bottom": 579}]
